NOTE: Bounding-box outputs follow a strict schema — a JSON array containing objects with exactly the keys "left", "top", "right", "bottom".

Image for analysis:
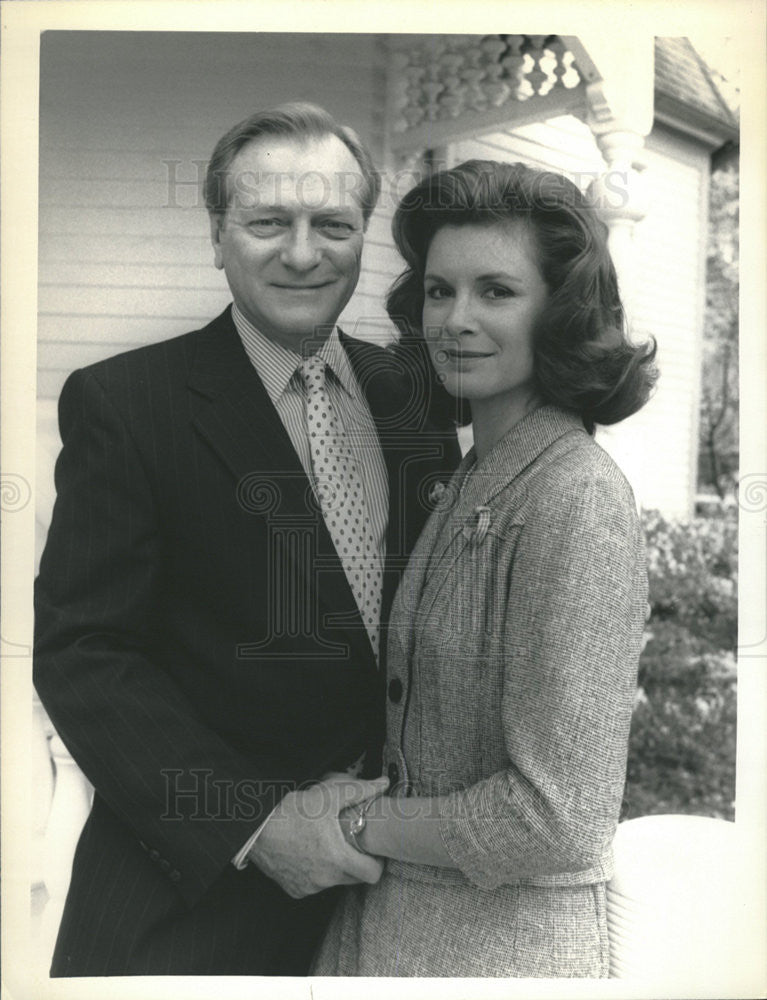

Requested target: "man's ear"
[{"left": 209, "top": 214, "right": 225, "bottom": 270}]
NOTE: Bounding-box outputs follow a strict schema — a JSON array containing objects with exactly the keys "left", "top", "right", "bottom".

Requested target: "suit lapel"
[
  {"left": 415, "top": 406, "right": 589, "bottom": 625},
  {"left": 188, "top": 310, "right": 304, "bottom": 486},
  {"left": 408, "top": 457, "right": 476, "bottom": 629},
  {"left": 188, "top": 310, "right": 375, "bottom": 671},
  {"left": 387, "top": 481, "right": 460, "bottom": 665},
  {"left": 341, "top": 334, "right": 405, "bottom": 618}
]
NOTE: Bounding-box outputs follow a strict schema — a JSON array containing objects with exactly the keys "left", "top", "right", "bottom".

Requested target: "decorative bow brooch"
[
  {"left": 428, "top": 482, "right": 492, "bottom": 544},
  {"left": 471, "top": 506, "right": 492, "bottom": 545}
]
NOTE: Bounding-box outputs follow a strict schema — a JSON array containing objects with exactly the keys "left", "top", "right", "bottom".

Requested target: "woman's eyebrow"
[
  {"left": 424, "top": 270, "right": 525, "bottom": 282},
  {"left": 474, "top": 271, "right": 526, "bottom": 282}
]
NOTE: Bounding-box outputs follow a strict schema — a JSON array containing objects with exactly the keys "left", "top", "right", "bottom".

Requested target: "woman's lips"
[{"left": 439, "top": 348, "right": 493, "bottom": 361}]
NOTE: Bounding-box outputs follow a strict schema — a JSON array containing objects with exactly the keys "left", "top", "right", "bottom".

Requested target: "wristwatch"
[{"left": 342, "top": 791, "right": 384, "bottom": 855}]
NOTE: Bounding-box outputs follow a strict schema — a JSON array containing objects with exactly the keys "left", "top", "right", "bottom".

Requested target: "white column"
[
  {"left": 32, "top": 699, "right": 55, "bottom": 873},
  {"left": 38, "top": 729, "right": 93, "bottom": 971},
  {"left": 586, "top": 124, "right": 651, "bottom": 503},
  {"left": 568, "top": 36, "right": 655, "bottom": 505},
  {"left": 566, "top": 34, "right": 654, "bottom": 322},
  {"left": 587, "top": 127, "right": 649, "bottom": 326}
]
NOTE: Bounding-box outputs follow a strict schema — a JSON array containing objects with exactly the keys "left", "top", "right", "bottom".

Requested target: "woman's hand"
[
  {"left": 344, "top": 789, "right": 455, "bottom": 867},
  {"left": 246, "top": 774, "right": 389, "bottom": 898},
  {"left": 322, "top": 771, "right": 456, "bottom": 869}
]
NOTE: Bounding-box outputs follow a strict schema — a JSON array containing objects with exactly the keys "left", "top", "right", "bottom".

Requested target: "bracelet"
[{"left": 342, "top": 790, "right": 385, "bottom": 855}]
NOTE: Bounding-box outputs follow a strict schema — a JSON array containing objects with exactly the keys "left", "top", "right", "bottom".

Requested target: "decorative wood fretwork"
[{"left": 387, "top": 34, "right": 585, "bottom": 155}]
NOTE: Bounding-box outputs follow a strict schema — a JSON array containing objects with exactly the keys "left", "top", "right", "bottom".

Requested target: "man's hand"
[{"left": 247, "top": 773, "right": 389, "bottom": 898}]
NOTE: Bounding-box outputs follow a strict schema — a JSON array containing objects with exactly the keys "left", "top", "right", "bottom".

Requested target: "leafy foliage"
[
  {"left": 623, "top": 509, "right": 737, "bottom": 821},
  {"left": 698, "top": 162, "right": 739, "bottom": 497},
  {"left": 641, "top": 507, "right": 737, "bottom": 648}
]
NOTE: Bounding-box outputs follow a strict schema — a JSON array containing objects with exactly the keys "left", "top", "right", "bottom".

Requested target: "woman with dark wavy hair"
[{"left": 313, "top": 160, "right": 658, "bottom": 978}]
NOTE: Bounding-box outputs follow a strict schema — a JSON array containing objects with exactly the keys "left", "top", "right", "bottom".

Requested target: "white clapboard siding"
[
  {"left": 447, "top": 117, "right": 707, "bottom": 517},
  {"left": 39, "top": 34, "right": 709, "bottom": 516},
  {"left": 39, "top": 234, "right": 213, "bottom": 268},
  {"left": 38, "top": 263, "right": 225, "bottom": 290},
  {"left": 38, "top": 32, "right": 388, "bottom": 402},
  {"left": 452, "top": 115, "right": 606, "bottom": 184},
  {"left": 627, "top": 127, "right": 708, "bottom": 517},
  {"left": 337, "top": 172, "right": 403, "bottom": 346},
  {"left": 41, "top": 206, "right": 219, "bottom": 240}
]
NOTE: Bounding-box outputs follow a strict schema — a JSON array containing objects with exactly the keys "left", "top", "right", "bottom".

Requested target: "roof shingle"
[{"left": 655, "top": 37, "right": 739, "bottom": 131}]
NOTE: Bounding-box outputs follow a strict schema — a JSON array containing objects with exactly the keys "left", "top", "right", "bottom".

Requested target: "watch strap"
[{"left": 343, "top": 790, "right": 384, "bottom": 855}]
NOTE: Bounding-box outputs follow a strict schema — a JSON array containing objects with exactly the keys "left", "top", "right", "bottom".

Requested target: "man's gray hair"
[{"left": 204, "top": 101, "right": 381, "bottom": 224}]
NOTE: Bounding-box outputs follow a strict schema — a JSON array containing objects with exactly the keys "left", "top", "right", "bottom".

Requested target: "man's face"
[{"left": 210, "top": 133, "right": 367, "bottom": 352}]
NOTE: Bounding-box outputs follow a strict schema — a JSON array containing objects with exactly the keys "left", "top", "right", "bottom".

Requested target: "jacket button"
[
  {"left": 159, "top": 859, "right": 171, "bottom": 872},
  {"left": 149, "top": 849, "right": 160, "bottom": 862},
  {"left": 169, "top": 869, "right": 182, "bottom": 883},
  {"left": 388, "top": 678, "right": 403, "bottom": 703},
  {"left": 387, "top": 762, "right": 399, "bottom": 786}
]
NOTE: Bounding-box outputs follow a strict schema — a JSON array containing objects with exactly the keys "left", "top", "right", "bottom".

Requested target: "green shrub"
[
  {"left": 641, "top": 507, "right": 737, "bottom": 648},
  {"left": 623, "top": 508, "right": 737, "bottom": 822}
]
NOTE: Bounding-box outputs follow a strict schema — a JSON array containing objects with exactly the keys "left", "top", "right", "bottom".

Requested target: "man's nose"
[{"left": 279, "top": 221, "right": 322, "bottom": 271}]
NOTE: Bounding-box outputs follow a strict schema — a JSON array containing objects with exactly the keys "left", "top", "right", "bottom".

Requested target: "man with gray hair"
[{"left": 34, "top": 103, "right": 459, "bottom": 976}]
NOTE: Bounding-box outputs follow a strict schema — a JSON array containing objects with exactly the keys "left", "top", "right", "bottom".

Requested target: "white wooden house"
[
  {"left": 32, "top": 31, "right": 738, "bottom": 970},
  {"left": 37, "top": 33, "right": 738, "bottom": 528}
]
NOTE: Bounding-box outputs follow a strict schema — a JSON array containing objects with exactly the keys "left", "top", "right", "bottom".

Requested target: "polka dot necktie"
[{"left": 299, "top": 355, "right": 383, "bottom": 663}]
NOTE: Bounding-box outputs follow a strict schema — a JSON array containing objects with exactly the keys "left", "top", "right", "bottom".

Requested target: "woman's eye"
[
  {"left": 425, "top": 285, "right": 452, "bottom": 300},
  {"left": 484, "top": 285, "right": 514, "bottom": 299}
]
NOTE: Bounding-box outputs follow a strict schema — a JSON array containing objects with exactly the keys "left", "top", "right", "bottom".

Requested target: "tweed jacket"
[{"left": 383, "top": 404, "right": 648, "bottom": 890}]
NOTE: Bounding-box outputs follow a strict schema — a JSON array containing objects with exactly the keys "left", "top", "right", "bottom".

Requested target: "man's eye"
[
  {"left": 248, "top": 219, "right": 286, "bottom": 231},
  {"left": 319, "top": 221, "right": 354, "bottom": 238}
]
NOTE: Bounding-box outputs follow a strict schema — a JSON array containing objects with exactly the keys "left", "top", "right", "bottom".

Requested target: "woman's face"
[{"left": 422, "top": 221, "right": 549, "bottom": 407}]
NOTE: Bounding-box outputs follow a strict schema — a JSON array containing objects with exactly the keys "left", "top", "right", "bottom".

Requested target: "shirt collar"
[
  {"left": 232, "top": 303, "right": 357, "bottom": 405},
  {"left": 315, "top": 324, "right": 358, "bottom": 401},
  {"left": 450, "top": 405, "right": 587, "bottom": 515}
]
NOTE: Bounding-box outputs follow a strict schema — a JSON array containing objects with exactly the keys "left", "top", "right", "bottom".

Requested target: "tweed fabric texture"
[
  {"left": 314, "top": 877, "right": 609, "bottom": 977},
  {"left": 313, "top": 405, "right": 647, "bottom": 977}
]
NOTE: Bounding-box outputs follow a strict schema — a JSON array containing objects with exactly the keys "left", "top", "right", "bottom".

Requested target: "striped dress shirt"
[
  {"left": 232, "top": 304, "right": 389, "bottom": 567},
  {"left": 230, "top": 303, "right": 389, "bottom": 869}
]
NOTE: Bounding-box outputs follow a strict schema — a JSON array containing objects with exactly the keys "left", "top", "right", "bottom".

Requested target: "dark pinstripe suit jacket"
[{"left": 33, "top": 307, "right": 460, "bottom": 976}]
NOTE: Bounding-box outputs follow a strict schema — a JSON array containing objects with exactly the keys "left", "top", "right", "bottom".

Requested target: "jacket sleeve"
[
  {"left": 34, "top": 368, "right": 287, "bottom": 908},
  {"left": 438, "top": 471, "right": 647, "bottom": 888}
]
